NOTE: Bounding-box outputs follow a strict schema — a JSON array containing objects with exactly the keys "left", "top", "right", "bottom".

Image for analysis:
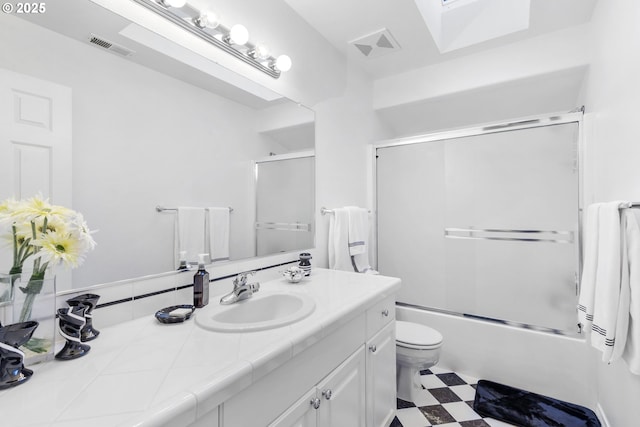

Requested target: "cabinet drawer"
[{"left": 366, "top": 295, "right": 395, "bottom": 339}]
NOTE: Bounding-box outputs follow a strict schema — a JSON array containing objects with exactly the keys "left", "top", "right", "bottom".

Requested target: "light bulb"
[
  {"left": 163, "top": 0, "right": 186, "bottom": 8},
  {"left": 229, "top": 24, "right": 249, "bottom": 46},
  {"left": 195, "top": 10, "right": 219, "bottom": 29},
  {"left": 253, "top": 43, "right": 270, "bottom": 60},
  {"left": 275, "top": 54, "right": 292, "bottom": 72}
]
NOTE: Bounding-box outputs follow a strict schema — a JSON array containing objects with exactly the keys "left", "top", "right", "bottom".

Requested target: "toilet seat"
[{"left": 396, "top": 321, "right": 443, "bottom": 349}]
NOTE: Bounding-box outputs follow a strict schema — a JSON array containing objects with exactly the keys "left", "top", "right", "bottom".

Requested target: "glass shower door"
[{"left": 377, "top": 122, "right": 580, "bottom": 333}]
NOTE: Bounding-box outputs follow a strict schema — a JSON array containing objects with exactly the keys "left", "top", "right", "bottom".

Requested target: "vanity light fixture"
[{"left": 131, "top": 0, "right": 291, "bottom": 78}]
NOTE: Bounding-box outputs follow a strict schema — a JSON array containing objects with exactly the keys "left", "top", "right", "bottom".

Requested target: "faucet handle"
[{"left": 234, "top": 271, "right": 256, "bottom": 286}]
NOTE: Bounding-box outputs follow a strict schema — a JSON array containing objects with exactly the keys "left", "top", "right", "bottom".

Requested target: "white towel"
[
  {"left": 328, "top": 208, "right": 353, "bottom": 272},
  {"left": 328, "top": 207, "right": 378, "bottom": 274},
  {"left": 623, "top": 209, "right": 640, "bottom": 374},
  {"left": 346, "top": 206, "right": 368, "bottom": 255},
  {"left": 176, "top": 207, "right": 206, "bottom": 267},
  {"left": 206, "top": 207, "right": 230, "bottom": 263},
  {"left": 578, "top": 203, "right": 601, "bottom": 331},
  {"left": 590, "top": 201, "right": 630, "bottom": 362}
]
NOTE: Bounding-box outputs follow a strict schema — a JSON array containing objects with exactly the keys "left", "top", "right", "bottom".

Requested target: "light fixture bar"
[{"left": 130, "top": 0, "right": 282, "bottom": 78}]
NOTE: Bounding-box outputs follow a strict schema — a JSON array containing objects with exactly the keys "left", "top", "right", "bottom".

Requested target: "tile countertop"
[{"left": 0, "top": 268, "right": 401, "bottom": 427}]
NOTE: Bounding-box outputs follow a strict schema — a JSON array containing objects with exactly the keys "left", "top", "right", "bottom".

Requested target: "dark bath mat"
[{"left": 473, "top": 379, "right": 601, "bottom": 427}]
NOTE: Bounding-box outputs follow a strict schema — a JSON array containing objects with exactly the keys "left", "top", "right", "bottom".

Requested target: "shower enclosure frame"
[{"left": 372, "top": 109, "right": 585, "bottom": 336}]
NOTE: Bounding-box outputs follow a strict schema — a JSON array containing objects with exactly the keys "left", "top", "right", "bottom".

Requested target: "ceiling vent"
[
  {"left": 349, "top": 28, "right": 400, "bottom": 59},
  {"left": 88, "top": 34, "right": 135, "bottom": 57}
]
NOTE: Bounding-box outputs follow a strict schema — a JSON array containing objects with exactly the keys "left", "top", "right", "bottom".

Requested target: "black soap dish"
[{"left": 155, "top": 304, "right": 195, "bottom": 324}]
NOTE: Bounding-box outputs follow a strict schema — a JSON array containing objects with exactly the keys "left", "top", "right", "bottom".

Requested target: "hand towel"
[
  {"left": 623, "top": 209, "right": 640, "bottom": 374},
  {"left": 346, "top": 206, "right": 368, "bottom": 255},
  {"left": 206, "top": 207, "right": 230, "bottom": 263},
  {"left": 176, "top": 207, "right": 206, "bottom": 267},
  {"left": 578, "top": 203, "right": 601, "bottom": 331},
  {"left": 590, "top": 201, "right": 630, "bottom": 362},
  {"left": 328, "top": 208, "right": 353, "bottom": 271},
  {"left": 346, "top": 207, "right": 378, "bottom": 274}
]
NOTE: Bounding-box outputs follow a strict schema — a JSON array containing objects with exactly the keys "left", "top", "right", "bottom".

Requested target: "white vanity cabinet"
[
  {"left": 366, "top": 322, "right": 396, "bottom": 427},
  {"left": 269, "top": 347, "right": 366, "bottom": 427},
  {"left": 365, "top": 295, "right": 396, "bottom": 427},
  {"left": 219, "top": 295, "right": 397, "bottom": 427}
]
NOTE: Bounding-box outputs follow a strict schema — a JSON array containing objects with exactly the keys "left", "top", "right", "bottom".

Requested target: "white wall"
[
  {"left": 582, "top": 0, "right": 640, "bottom": 425},
  {"left": 373, "top": 24, "right": 591, "bottom": 136}
]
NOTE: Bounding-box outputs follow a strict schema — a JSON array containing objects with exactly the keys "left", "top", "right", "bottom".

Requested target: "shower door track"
[
  {"left": 396, "top": 302, "right": 578, "bottom": 336},
  {"left": 374, "top": 108, "right": 584, "bottom": 149}
]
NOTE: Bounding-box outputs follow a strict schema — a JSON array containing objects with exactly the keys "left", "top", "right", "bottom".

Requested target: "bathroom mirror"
[{"left": 1, "top": 1, "right": 315, "bottom": 288}]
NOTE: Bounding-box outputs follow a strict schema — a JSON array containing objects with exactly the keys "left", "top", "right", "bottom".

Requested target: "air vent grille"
[
  {"left": 349, "top": 28, "right": 400, "bottom": 59},
  {"left": 88, "top": 34, "right": 135, "bottom": 57}
]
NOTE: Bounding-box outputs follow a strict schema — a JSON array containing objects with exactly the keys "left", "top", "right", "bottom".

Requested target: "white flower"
[{"left": 0, "top": 195, "right": 96, "bottom": 272}]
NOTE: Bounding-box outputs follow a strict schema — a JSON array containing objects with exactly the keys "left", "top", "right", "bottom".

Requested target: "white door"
[
  {"left": 366, "top": 322, "right": 397, "bottom": 427},
  {"left": 0, "top": 69, "right": 72, "bottom": 285},
  {"left": 317, "top": 347, "right": 366, "bottom": 427}
]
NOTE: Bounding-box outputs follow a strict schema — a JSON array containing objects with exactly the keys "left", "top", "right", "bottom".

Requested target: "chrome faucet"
[{"left": 219, "top": 271, "right": 260, "bottom": 305}]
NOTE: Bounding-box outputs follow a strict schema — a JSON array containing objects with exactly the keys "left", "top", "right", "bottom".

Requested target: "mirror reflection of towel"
[
  {"left": 206, "top": 207, "right": 230, "bottom": 263},
  {"left": 176, "top": 207, "right": 206, "bottom": 267}
]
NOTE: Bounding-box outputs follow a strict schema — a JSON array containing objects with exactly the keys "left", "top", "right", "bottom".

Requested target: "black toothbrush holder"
[
  {"left": 65, "top": 293, "right": 100, "bottom": 342},
  {"left": 0, "top": 321, "right": 39, "bottom": 389},
  {"left": 55, "top": 307, "right": 91, "bottom": 360}
]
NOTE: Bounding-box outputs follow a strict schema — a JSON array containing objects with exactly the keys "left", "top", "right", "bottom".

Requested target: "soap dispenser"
[{"left": 193, "top": 254, "right": 209, "bottom": 308}]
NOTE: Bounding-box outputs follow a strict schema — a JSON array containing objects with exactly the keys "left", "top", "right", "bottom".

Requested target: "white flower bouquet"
[{"left": 0, "top": 195, "right": 96, "bottom": 321}]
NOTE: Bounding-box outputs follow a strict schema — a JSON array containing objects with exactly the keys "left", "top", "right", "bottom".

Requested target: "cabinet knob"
[
  {"left": 310, "top": 397, "right": 321, "bottom": 409},
  {"left": 369, "top": 344, "right": 377, "bottom": 353},
  {"left": 381, "top": 309, "right": 389, "bottom": 317},
  {"left": 322, "top": 389, "right": 333, "bottom": 400}
]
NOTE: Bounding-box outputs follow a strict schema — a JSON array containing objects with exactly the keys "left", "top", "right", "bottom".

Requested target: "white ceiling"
[{"left": 283, "top": 0, "right": 598, "bottom": 79}]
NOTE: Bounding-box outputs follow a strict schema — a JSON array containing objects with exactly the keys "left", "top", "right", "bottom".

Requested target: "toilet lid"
[{"left": 396, "top": 321, "right": 443, "bottom": 348}]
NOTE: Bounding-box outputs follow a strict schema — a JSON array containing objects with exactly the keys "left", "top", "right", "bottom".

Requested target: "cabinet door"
[
  {"left": 268, "top": 388, "right": 317, "bottom": 427},
  {"left": 317, "top": 346, "right": 366, "bottom": 427},
  {"left": 366, "top": 322, "right": 396, "bottom": 427}
]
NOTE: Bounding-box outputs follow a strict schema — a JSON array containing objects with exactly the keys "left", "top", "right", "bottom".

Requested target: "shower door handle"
[{"left": 444, "top": 227, "right": 574, "bottom": 244}]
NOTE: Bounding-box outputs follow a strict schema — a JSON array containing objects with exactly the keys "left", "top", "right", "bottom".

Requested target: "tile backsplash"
[{"left": 55, "top": 256, "right": 300, "bottom": 329}]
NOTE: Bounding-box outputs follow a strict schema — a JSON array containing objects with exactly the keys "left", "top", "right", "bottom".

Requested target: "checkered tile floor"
[{"left": 390, "top": 366, "right": 516, "bottom": 427}]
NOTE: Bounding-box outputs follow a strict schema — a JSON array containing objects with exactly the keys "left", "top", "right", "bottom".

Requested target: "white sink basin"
[{"left": 195, "top": 291, "right": 316, "bottom": 332}]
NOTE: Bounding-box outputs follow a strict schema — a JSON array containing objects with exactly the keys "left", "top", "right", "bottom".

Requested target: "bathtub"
[{"left": 396, "top": 304, "right": 598, "bottom": 409}]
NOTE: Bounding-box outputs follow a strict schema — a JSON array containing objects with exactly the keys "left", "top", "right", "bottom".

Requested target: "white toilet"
[{"left": 395, "top": 320, "right": 444, "bottom": 402}]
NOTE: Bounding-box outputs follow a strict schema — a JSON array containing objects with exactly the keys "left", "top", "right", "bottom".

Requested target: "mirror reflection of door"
[
  {"left": 0, "top": 69, "right": 73, "bottom": 289},
  {"left": 255, "top": 155, "right": 315, "bottom": 256}
]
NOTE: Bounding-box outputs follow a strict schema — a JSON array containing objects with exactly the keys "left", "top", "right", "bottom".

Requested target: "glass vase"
[
  {"left": 1, "top": 271, "right": 57, "bottom": 365},
  {"left": 0, "top": 273, "right": 18, "bottom": 309}
]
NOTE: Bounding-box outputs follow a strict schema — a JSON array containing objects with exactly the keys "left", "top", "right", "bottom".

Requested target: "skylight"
[{"left": 415, "top": 0, "right": 531, "bottom": 53}]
